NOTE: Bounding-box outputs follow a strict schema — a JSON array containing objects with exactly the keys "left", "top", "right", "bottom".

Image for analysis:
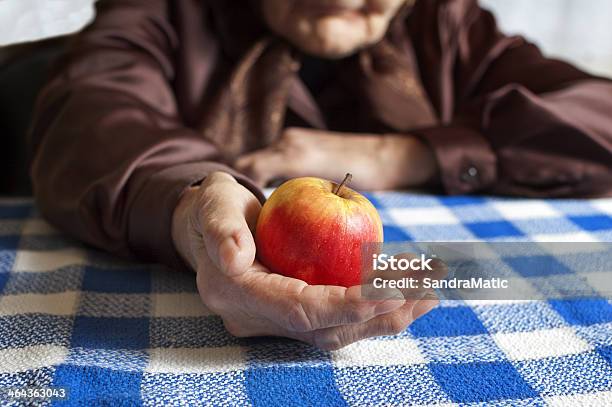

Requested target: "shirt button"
[{"left": 461, "top": 166, "right": 480, "bottom": 184}]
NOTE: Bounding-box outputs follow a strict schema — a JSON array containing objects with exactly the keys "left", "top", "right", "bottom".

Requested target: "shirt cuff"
[
  {"left": 412, "top": 125, "right": 497, "bottom": 194},
  {"left": 127, "top": 162, "right": 264, "bottom": 272}
]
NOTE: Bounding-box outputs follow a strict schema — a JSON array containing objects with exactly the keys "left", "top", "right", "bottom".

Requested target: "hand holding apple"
[
  {"left": 256, "top": 174, "right": 383, "bottom": 287},
  {"left": 171, "top": 171, "right": 438, "bottom": 350}
]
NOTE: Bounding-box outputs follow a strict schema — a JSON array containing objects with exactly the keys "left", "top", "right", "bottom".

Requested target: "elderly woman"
[{"left": 30, "top": 0, "right": 612, "bottom": 349}]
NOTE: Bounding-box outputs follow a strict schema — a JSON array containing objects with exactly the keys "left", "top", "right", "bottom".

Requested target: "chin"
[
  {"left": 299, "top": 40, "right": 364, "bottom": 59},
  {"left": 292, "top": 24, "right": 385, "bottom": 59}
]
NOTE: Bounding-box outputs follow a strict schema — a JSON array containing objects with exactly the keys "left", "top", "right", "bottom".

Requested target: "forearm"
[
  {"left": 484, "top": 80, "right": 612, "bottom": 197},
  {"left": 380, "top": 134, "right": 439, "bottom": 189},
  {"left": 411, "top": 80, "right": 612, "bottom": 198},
  {"left": 30, "top": 87, "right": 226, "bottom": 266},
  {"left": 29, "top": 0, "right": 262, "bottom": 269}
]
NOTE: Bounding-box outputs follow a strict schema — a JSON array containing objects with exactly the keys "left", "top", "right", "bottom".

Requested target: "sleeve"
[
  {"left": 408, "top": 0, "right": 612, "bottom": 197},
  {"left": 29, "top": 0, "right": 263, "bottom": 271}
]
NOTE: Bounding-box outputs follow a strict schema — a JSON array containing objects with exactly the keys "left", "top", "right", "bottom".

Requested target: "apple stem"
[{"left": 334, "top": 173, "right": 353, "bottom": 196}]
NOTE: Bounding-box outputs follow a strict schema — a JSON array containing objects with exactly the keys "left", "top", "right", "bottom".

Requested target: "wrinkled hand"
[
  {"left": 234, "top": 127, "right": 438, "bottom": 190},
  {"left": 172, "top": 172, "right": 439, "bottom": 350}
]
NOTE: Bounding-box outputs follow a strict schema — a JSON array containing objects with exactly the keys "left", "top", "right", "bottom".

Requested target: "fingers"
[
  {"left": 411, "top": 291, "right": 440, "bottom": 320},
  {"left": 288, "top": 284, "right": 406, "bottom": 332},
  {"left": 239, "top": 269, "right": 405, "bottom": 333},
  {"left": 310, "top": 301, "right": 417, "bottom": 351},
  {"left": 215, "top": 261, "right": 440, "bottom": 351},
  {"left": 228, "top": 294, "right": 439, "bottom": 352},
  {"left": 310, "top": 291, "right": 440, "bottom": 351},
  {"left": 234, "top": 127, "right": 319, "bottom": 187},
  {"left": 234, "top": 148, "right": 292, "bottom": 187},
  {"left": 197, "top": 172, "right": 261, "bottom": 276}
]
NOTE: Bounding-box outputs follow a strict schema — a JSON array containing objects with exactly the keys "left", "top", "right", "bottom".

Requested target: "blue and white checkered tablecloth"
[{"left": 1, "top": 193, "right": 612, "bottom": 406}]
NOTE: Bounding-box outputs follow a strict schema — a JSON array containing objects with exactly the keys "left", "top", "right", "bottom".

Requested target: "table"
[{"left": 1, "top": 194, "right": 611, "bottom": 406}]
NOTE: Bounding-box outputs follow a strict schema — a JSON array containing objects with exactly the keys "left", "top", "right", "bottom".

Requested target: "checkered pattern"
[{"left": 1, "top": 194, "right": 612, "bottom": 406}]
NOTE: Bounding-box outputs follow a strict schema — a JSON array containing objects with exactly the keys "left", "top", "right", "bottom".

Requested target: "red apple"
[{"left": 255, "top": 174, "right": 383, "bottom": 287}]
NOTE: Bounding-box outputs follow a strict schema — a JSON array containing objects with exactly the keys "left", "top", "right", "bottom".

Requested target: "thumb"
[{"left": 198, "top": 173, "right": 261, "bottom": 276}]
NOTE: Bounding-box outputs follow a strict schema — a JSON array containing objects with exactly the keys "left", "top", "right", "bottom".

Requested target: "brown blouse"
[{"left": 29, "top": 0, "right": 612, "bottom": 270}]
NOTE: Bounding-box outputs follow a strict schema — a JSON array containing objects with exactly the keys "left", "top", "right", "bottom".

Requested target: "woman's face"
[{"left": 260, "top": 0, "right": 407, "bottom": 58}]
